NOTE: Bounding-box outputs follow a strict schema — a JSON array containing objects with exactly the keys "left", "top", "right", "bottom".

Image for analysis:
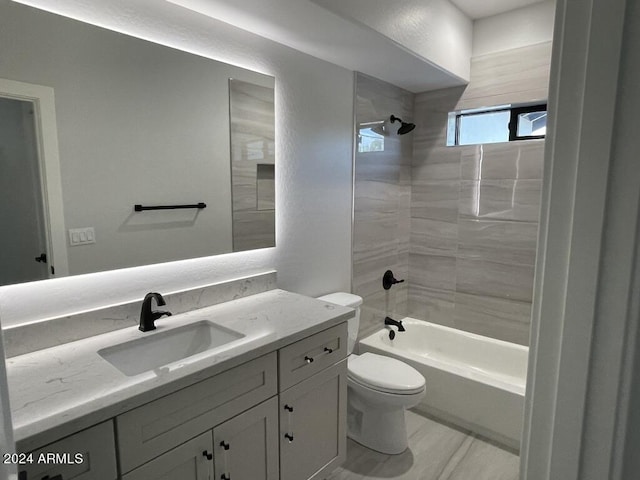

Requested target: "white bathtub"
[{"left": 358, "top": 318, "right": 528, "bottom": 450}]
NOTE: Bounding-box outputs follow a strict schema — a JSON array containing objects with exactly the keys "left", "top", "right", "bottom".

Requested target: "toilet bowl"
[{"left": 317, "top": 293, "right": 426, "bottom": 455}]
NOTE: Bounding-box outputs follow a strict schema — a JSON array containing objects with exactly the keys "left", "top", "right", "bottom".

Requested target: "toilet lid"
[{"left": 348, "top": 352, "right": 425, "bottom": 395}]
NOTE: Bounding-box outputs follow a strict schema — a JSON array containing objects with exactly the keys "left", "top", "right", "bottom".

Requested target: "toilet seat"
[{"left": 348, "top": 353, "right": 425, "bottom": 395}]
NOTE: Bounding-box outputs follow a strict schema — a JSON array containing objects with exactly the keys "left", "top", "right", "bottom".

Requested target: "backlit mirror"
[{"left": 0, "top": 3, "right": 275, "bottom": 286}]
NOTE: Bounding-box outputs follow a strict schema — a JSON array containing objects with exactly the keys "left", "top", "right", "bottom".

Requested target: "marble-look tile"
[
  {"left": 458, "top": 179, "right": 542, "bottom": 222},
  {"left": 229, "top": 79, "right": 275, "bottom": 252},
  {"left": 327, "top": 410, "right": 519, "bottom": 480},
  {"left": 411, "top": 218, "right": 458, "bottom": 256},
  {"left": 457, "top": 219, "right": 538, "bottom": 266},
  {"left": 441, "top": 436, "right": 520, "bottom": 480},
  {"left": 460, "top": 42, "right": 552, "bottom": 110},
  {"left": 413, "top": 146, "right": 462, "bottom": 182},
  {"left": 356, "top": 73, "right": 414, "bottom": 123},
  {"left": 454, "top": 292, "right": 532, "bottom": 346},
  {"left": 407, "top": 283, "right": 456, "bottom": 328},
  {"left": 460, "top": 141, "right": 545, "bottom": 181},
  {"left": 411, "top": 181, "right": 460, "bottom": 222},
  {"left": 3, "top": 272, "right": 277, "bottom": 358},
  {"left": 353, "top": 73, "right": 415, "bottom": 341},
  {"left": 409, "top": 254, "right": 457, "bottom": 292},
  {"left": 456, "top": 257, "right": 535, "bottom": 303},
  {"left": 231, "top": 209, "right": 275, "bottom": 251}
]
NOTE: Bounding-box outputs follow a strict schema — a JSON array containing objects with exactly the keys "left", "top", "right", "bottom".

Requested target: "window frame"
[
  {"left": 450, "top": 102, "right": 548, "bottom": 146},
  {"left": 508, "top": 103, "right": 548, "bottom": 141}
]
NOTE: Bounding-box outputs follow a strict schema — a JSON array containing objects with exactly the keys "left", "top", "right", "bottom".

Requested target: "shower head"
[{"left": 390, "top": 115, "right": 416, "bottom": 135}]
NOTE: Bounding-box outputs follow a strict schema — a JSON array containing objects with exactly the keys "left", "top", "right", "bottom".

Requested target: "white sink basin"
[{"left": 98, "top": 321, "right": 245, "bottom": 376}]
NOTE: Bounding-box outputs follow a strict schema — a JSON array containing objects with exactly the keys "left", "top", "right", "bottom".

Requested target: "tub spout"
[{"left": 384, "top": 316, "right": 405, "bottom": 332}]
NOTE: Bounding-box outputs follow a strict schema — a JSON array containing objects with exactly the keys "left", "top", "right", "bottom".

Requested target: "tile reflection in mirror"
[{"left": 229, "top": 79, "right": 276, "bottom": 252}]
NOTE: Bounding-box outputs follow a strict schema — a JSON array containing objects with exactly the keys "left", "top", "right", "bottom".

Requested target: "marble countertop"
[{"left": 6, "top": 289, "right": 354, "bottom": 452}]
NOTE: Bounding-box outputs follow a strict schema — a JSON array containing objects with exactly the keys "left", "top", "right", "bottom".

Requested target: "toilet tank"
[{"left": 317, "top": 292, "right": 363, "bottom": 354}]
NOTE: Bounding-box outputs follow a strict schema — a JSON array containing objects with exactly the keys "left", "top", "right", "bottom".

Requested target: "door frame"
[
  {"left": 0, "top": 78, "right": 68, "bottom": 278},
  {"left": 520, "top": 0, "right": 639, "bottom": 478}
]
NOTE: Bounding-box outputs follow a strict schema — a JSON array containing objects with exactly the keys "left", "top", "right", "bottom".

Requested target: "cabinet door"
[
  {"left": 279, "top": 360, "right": 347, "bottom": 480},
  {"left": 18, "top": 421, "right": 117, "bottom": 480},
  {"left": 122, "top": 432, "right": 213, "bottom": 480},
  {"left": 213, "top": 396, "right": 279, "bottom": 480}
]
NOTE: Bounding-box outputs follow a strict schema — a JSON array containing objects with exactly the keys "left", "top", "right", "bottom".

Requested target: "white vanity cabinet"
[
  {"left": 278, "top": 323, "right": 348, "bottom": 480},
  {"left": 212, "top": 396, "right": 279, "bottom": 480},
  {"left": 17, "top": 421, "right": 117, "bottom": 480},
  {"left": 18, "top": 321, "right": 349, "bottom": 480},
  {"left": 117, "top": 352, "right": 277, "bottom": 475},
  {"left": 121, "top": 432, "right": 213, "bottom": 480}
]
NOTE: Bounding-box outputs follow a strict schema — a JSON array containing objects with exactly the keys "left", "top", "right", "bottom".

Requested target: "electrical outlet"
[{"left": 69, "top": 227, "right": 96, "bottom": 246}]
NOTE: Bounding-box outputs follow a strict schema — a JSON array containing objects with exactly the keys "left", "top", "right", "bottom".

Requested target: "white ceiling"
[
  {"left": 450, "top": 0, "right": 547, "bottom": 19},
  {"left": 166, "top": 0, "right": 469, "bottom": 92}
]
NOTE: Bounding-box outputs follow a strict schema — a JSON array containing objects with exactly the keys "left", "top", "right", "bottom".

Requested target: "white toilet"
[{"left": 318, "top": 292, "right": 426, "bottom": 455}]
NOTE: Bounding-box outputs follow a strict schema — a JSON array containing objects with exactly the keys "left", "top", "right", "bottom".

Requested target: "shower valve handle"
[{"left": 383, "top": 270, "right": 405, "bottom": 290}]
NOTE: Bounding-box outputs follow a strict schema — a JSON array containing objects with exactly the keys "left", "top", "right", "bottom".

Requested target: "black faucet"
[
  {"left": 139, "top": 292, "right": 172, "bottom": 332},
  {"left": 384, "top": 316, "right": 405, "bottom": 332}
]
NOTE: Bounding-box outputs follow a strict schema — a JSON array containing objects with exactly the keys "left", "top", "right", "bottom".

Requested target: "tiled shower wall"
[
  {"left": 409, "top": 42, "right": 552, "bottom": 345},
  {"left": 352, "top": 73, "right": 414, "bottom": 340},
  {"left": 353, "top": 42, "right": 552, "bottom": 346}
]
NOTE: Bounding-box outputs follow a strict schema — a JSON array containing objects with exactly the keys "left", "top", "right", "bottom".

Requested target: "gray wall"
[
  {"left": 352, "top": 73, "right": 414, "bottom": 340},
  {"left": 409, "top": 42, "right": 551, "bottom": 345}
]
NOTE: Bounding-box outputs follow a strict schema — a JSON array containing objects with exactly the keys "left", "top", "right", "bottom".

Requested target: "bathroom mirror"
[{"left": 0, "top": 3, "right": 275, "bottom": 286}]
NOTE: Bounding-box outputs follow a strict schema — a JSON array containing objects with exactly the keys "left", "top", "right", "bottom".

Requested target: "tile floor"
[{"left": 327, "top": 409, "right": 520, "bottom": 480}]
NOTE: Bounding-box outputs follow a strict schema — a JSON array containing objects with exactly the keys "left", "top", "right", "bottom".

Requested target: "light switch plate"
[{"left": 69, "top": 227, "right": 96, "bottom": 246}]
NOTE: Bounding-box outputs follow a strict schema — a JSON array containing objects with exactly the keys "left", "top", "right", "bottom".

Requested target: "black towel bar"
[{"left": 134, "top": 202, "right": 207, "bottom": 212}]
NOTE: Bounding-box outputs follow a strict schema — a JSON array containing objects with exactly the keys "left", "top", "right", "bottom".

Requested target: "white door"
[{"left": 0, "top": 96, "right": 49, "bottom": 285}]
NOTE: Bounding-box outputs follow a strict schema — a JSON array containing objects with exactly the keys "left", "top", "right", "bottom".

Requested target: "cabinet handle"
[
  {"left": 42, "top": 476, "right": 63, "bottom": 480},
  {"left": 304, "top": 355, "right": 314, "bottom": 363},
  {"left": 221, "top": 475, "right": 231, "bottom": 480},
  {"left": 284, "top": 404, "right": 294, "bottom": 412},
  {"left": 324, "top": 347, "right": 333, "bottom": 353},
  {"left": 284, "top": 433, "right": 294, "bottom": 442},
  {"left": 220, "top": 441, "right": 230, "bottom": 450},
  {"left": 202, "top": 450, "right": 213, "bottom": 460}
]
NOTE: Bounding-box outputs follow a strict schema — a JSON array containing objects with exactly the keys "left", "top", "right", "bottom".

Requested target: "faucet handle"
[{"left": 383, "top": 270, "right": 405, "bottom": 290}]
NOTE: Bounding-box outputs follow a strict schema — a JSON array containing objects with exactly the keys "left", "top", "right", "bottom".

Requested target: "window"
[
  {"left": 357, "top": 121, "right": 385, "bottom": 153},
  {"left": 447, "top": 103, "right": 547, "bottom": 146},
  {"left": 510, "top": 104, "right": 547, "bottom": 141}
]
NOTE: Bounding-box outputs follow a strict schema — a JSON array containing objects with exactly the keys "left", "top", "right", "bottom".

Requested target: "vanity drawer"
[
  {"left": 19, "top": 421, "right": 117, "bottom": 480},
  {"left": 116, "top": 352, "right": 277, "bottom": 473},
  {"left": 278, "top": 322, "right": 347, "bottom": 391}
]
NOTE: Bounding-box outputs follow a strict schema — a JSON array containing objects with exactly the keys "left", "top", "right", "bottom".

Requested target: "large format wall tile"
[
  {"left": 407, "top": 283, "right": 456, "bottom": 327},
  {"left": 413, "top": 147, "right": 463, "bottom": 182},
  {"left": 356, "top": 43, "right": 551, "bottom": 347},
  {"left": 412, "top": 181, "right": 461, "bottom": 222},
  {"left": 457, "top": 219, "right": 538, "bottom": 266},
  {"left": 411, "top": 218, "right": 458, "bottom": 256},
  {"left": 459, "top": 180, "right": 542, "bottom": 222},
  {"left": 456, "top": 257, "right": 535, "bottom": 303},
  {"left": 460, "top": 141, "right": 545, "bottom": 181},
  {"left": 454, "top": 292, "right": 531, "bottom": 345},
  {"left": 459, "top": 42, "right": 552, "bottom": 110},
  {"left": 353, "top": 73, "right": 414, "bottom": 342}
]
